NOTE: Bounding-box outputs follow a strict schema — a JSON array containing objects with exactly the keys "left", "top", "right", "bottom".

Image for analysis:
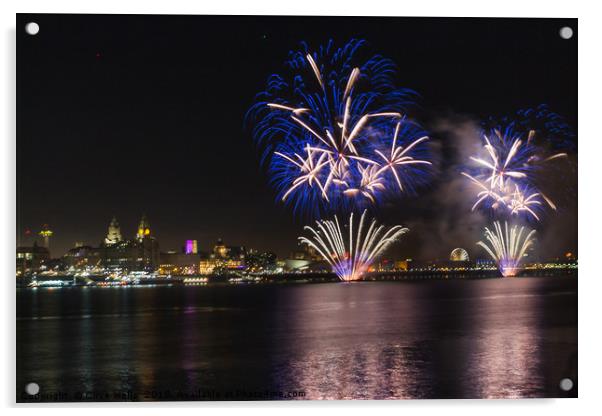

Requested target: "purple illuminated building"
[{"left": 185, "top": 240, "right": 198, "bottom": 255}]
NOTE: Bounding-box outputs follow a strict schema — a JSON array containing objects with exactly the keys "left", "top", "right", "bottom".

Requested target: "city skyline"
[
  {"left": 18, "top": 212, "right": 577, "bottom": 266},
  {"left": 17, "top": 15, "right": 577, "bottom": 261}
]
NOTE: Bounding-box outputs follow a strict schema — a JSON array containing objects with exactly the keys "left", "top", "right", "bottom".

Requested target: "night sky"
[{"left": 17, "top": 14, "right": 577, "bottom": 260}]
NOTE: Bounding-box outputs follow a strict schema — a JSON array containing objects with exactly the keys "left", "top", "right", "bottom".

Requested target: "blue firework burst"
[
  {"left": 463, "top": 108, "right": 574, "bottom": 222},
  {"left": 247, "top": 39, "right": 432, "bottom": 218}
]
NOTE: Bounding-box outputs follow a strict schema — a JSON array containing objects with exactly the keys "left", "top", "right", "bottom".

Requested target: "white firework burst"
[
  {"left": 477, "top": 221, "right": 536, "bottom": 277},
  {"left": 298, "top": 210, "right": 409, "bottom": 282}
]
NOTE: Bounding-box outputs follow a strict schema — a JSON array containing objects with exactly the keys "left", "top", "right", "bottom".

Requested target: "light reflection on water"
[
  {"left": 468, "top": 280, "right": 544, "bottom": 399},
  {"left": 17, "top": 277, "right": 577, "bottom": 401},
  {"left": 271, "top": 283, "right": 425, "bottom": 399}
]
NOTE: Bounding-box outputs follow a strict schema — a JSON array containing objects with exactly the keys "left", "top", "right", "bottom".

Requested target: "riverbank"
[{"left": 16, "top": 267, "right": 577, "bottom": 288}]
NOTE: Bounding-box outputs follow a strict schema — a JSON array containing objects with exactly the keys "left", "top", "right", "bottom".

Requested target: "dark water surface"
[{"left": 17, "top": 277, "right": 577, "bottom": 401}]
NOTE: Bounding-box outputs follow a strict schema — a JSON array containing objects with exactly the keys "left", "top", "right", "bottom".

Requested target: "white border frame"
[{"left": 2, "top": 1, "right": 599, "bottom": 414}]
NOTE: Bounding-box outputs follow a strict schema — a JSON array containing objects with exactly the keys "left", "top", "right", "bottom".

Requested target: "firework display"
[
  {"left": 248, "top": 40, "right": 575, "bottom": 281},
  {"left": 477, "top": 221, "right": 536, "bottom": 277},
  {"left": 462, "top": 124, "right": 568, "bottom": 222},
  {"left": 248, "top": 39, "right": 431, "bottom": 217},
  {"left": 298, "top": 210, "right": 408, "bottom": 282}
]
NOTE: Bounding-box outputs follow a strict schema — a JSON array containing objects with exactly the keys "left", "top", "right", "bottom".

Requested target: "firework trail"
[
  {"left": 477, "top": 221, "right": 536, "bottom": 277},
  {"left": 298, "top": 210, "right": 408, "bottom": 282},
  {"left": 462, "top": 123, "right": 568, "bottom": 221},
  {"left": 248, "top": 39, "right": 431, "bottom": 217}
]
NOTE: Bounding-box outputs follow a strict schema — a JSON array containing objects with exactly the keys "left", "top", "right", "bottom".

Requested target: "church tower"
[
  {"left": 136, "top": 214, "right": 151, "bottom": 240},
  {"left": 104, "top": 216, "right": 122, "bottom": 245},
  {"left": 39, "top": 224, "right": 53, "bottom": 250},
  {"left": 134, "top": 214, "right": 159, "bottom": 271}
]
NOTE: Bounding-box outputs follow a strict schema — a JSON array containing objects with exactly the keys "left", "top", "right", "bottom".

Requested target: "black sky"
[{"left": 16, "top": 14, "right": 577, "bottom": 259}]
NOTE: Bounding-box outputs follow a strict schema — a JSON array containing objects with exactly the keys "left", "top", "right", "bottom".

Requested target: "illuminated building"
[
  {"left": 197, "top": 239, "right": 247, "bottom": 275},
  {"left": 101, "top": 241, "right": 134, "bottom": 271},
  {"left": 63, "top": 244, "right": 101, "bottom": 270},
  {"left": 101, "top": 214, "right": 159, "bottom": 272},
  {"left": 131, "top": 214, "right": 159, "bottom": 270},
  {"left": 136, "top": 214, "right": 151, "bottom": 241},
  {"left": 16, "top": 242, "right": 50, "bottom": 275},
  {"left": 104, "top": 216, "right": 122, "bottom": 245},
  {"left": 39, "top": 224, "right": 53, "bottom": 250},
  {"left": 185, "top": 239, "right": 198, "bottom": 254},
  {"left": 213, "top": 238, "right": 229, "bottom": 258},
  {"left": 198, "top": 257, "right": 245, "bottom": 275},
  {"left": 450, "top": 248, "right": 470, "bottom": 261},
  {"left": 158, "top": 250, "right": 202, "bottom": 276},
  {"left": 394, "top": 260, "right": 409, "bottom": 271},
  {"left": 198, "top": 258, "right": 216, "bottom": 275}
]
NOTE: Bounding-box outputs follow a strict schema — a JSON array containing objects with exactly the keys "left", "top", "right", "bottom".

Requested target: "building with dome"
[
  {"left": 450, "top": 248, "right": 469, "bottom": 262},
  {"left": 104, "top": 216, "right": 122, "bottom": 245}
]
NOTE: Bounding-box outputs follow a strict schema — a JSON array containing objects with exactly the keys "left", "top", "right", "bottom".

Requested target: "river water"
[{"left": 16, "top": 276, "right": 577, "bottom": 401}]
